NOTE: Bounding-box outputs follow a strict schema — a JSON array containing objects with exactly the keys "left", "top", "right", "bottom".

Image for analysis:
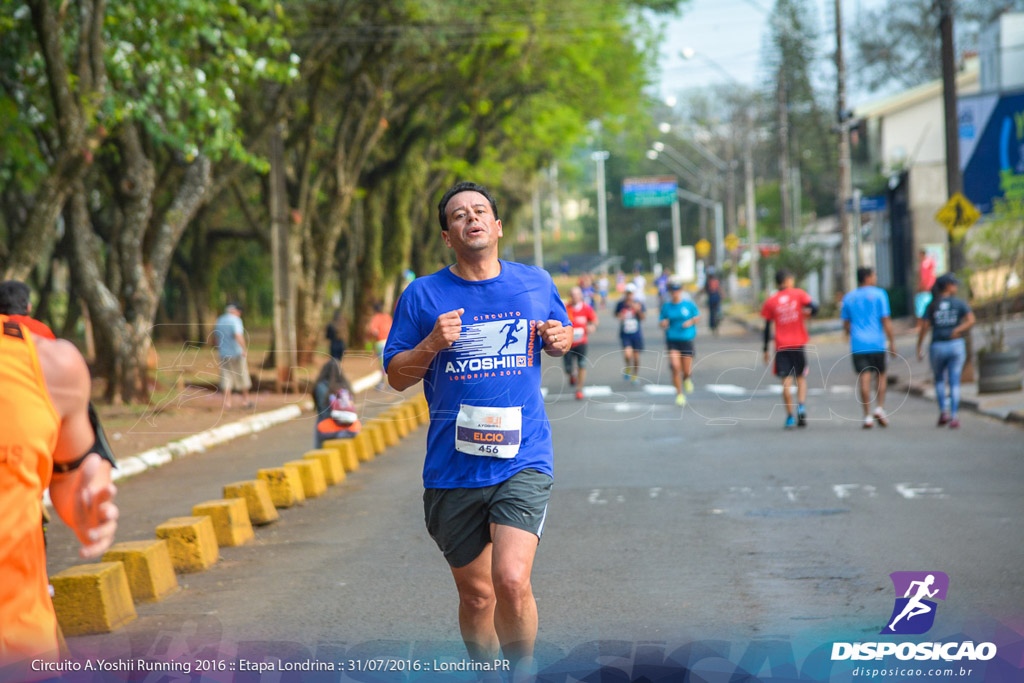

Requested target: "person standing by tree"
[
  {"left": 366, "top": 302, "right": 393, "bottom": 389},
  {"left": 0, "top": 314, "right": 119, "bottom": 679},
  {"left": 326, "top": 309, "right": 346, "bottom": 362},
  {"left": 841, "top": 267, "right": 896, "bottom": 428},
  {"left": 212, "top": 304, "right": 250, "bottom": 409},
  {"left": 384, "top": 182, "right": 570, "bottom": 679}
]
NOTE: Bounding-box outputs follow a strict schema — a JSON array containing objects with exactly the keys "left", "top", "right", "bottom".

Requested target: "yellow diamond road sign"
[
  {"left": 935, "top": 192, "right": 980, "bottom": 241},
  {"left": 724, "top": 233, "right": 740, "bottom": 251},
  {"left": 695, "top": 239, "right": 711, "bottom": 258}
]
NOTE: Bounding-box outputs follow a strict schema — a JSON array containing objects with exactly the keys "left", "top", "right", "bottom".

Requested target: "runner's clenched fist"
[
  {"left": 426, "top": 308, "right": 464, "bottom": 352},
  {"left": 536, "top": 319, "right": 571, "bottom": 354}
]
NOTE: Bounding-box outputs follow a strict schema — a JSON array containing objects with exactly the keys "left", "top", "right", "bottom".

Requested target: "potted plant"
[{"left": 968, "top": 197, "right": 1024, "bottom": 393}]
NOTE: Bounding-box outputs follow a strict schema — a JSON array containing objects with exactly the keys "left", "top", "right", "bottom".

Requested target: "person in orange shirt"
[
  {"left": 365, "top": 302, "right": 393, "bottom": 388},
  {"left": 0, "top": 314, "right": 119, "bottom": 678}
]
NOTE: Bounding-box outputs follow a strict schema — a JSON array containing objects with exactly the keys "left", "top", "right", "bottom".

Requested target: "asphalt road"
[{"left": 48, "top": 299, "right": 1023, "bottom": 680}]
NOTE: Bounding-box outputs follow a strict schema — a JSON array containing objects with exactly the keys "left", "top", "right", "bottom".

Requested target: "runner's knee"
[
  {"left": 457, "top": 582, "right": 495, "bottom": 613},
  {"left": 492, "top": 566, "right": 532, "bottom": 604}
]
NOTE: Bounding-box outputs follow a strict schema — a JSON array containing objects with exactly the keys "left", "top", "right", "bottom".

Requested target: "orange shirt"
[
  {"left": 0, "top": 315, "right": 61, "bottom": 668},
  {"left": 368, "top": 312, "right": 393, "bottom": 343}
]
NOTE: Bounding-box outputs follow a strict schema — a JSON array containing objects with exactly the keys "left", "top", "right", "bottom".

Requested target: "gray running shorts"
[{"left": 423, "top": 468, "right": 553, "bottom": 568}]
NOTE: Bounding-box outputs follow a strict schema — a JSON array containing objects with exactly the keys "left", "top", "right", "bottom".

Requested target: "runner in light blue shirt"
[{"left": 840, "top": 267, "right": 895, "bottom": 428}]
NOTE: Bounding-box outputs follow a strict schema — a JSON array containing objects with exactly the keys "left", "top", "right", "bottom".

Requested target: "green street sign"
[{"left": 623, "top": 175, "right": 677, "bottom": 208}]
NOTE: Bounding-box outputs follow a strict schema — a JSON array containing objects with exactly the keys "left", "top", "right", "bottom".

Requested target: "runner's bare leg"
[
  {"left": 450, "top": 545, "right": 499, "bottom": 661},
  {"left": 490, "top": 523, "right": 540, "bottom": 676}
]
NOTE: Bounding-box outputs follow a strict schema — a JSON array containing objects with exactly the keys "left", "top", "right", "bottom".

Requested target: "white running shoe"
[
  {"left": 873, "top": 407, "right": 888, "bottom": 427},
  {"left": 862, "top": 415, "right": 874, "bottom": 429}
]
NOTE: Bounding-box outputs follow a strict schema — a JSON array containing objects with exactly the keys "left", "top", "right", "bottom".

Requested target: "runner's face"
[{"left": 442, "top": 191, "right": 502, "bottom": 253}]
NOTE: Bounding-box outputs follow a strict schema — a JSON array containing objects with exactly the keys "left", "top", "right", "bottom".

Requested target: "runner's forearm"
[{"left": 386, "top": 343, "right": 440, "bottom": 391}]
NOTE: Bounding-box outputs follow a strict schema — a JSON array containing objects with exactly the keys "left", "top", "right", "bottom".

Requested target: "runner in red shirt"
[
  {"left": 761, "top": 269, "right": 818, "bottom": 429},
  {"left": 564, "top": 286, "right": 598, "bottom": 400}
]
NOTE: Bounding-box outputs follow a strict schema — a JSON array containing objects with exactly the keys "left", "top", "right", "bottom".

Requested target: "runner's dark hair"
[
  {"left": 775, "top": 269, "right": 792, "bottom": 286},
  {"left": 0, "top": 280, "right": 31, "bottom": 315},
  {"left": 857, "top": 267, "right": 874, "bottom": 285},
  {"left": 437, "top": 182, "right": 499, "bottom": 231}
]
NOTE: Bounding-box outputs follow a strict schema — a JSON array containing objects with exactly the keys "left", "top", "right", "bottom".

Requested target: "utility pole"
[
  {"left": 744, "top": 125, "right": 760, "bottom": 298},
  {"left": 777, "top": 69, "right": 792, "bottom": 244},
  {"left": 593, "top": 151, "right": 610, "bottom": 257},
  {"left": 532, "top": 184, "right": 544, "bottom": 269},
  {"left": 940, "top": 0, "right": 964, "bottom": 272},
  {"left": 835, "top": 0, "right": 854, "bottom": 294}
]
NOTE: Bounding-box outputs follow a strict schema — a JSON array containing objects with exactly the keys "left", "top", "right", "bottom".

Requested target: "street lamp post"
[
  {"left": 680, "top": 47, "right": 760, "bottom": 298},
  {"left": 592, "top": 150, "right": 610, "bottom": 258}
]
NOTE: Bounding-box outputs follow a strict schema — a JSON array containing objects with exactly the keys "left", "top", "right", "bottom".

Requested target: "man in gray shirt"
[{"left": 213, "top": 303, "right": 251, "bottom": 408}]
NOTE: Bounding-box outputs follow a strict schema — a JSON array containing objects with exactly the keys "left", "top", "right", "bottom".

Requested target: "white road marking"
[
  {"left": 834, "top": 484, "right": 879, "bottom": 499},
  {"left": 895, "top": 483, "right": 947, "bottom": 500},
  {"left": 642, "top": 384, "right": 678, "bottom": 395},
  {"left": 649, "top": 487, "right": 662, "bottom": 499},
  {"left": 587, "top": 489, "right": 607, "bottom": 505},
  {"left": 729, "top": 486, "right": 754, "bottom": 496},
  {"left": 782, "top": 485, "right": 808, "bottom": 502},
  {"left": 706, "top": 384, "right": 748, "bottom": 396},
  {"left": 583, "top": 385, "right": 613, "bottom": 396}
]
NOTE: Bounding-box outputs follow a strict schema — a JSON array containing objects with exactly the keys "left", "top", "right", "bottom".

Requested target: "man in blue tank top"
[{"left": 384, "top": 182, "right": 571, "bottom": 676}]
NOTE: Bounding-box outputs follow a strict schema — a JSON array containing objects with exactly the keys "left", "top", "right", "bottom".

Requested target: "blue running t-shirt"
[
  {"left": 659, "top": 299, "right": 700, "bottom": 342},
  {"left": 383, "top": 260, "right": 570, "bottom": 489},
  {"left": 840, "top": 285, "right": 891, "bottom": 354}
]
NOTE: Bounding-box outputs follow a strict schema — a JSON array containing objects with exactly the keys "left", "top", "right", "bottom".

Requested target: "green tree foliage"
[
  {"left": 763, "top": 0, "right": 836, "bottom": 220},
  {"left": 0, "top": 0, "right": 292, "bottom": 402},
  {"left": 850, "top": 0, "right": 1018, "bottom": 93}
]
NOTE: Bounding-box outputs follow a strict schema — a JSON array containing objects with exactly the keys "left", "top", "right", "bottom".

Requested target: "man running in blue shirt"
[
  {"left": 384, "top": 182, "right": 571, "bottom": 678},
  {"left": 841, "top": 267, "right": 896, "bottom": 428}
]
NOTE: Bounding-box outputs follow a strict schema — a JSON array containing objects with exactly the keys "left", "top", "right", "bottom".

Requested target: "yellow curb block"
[
  {"left": 304, "top": 449, "right": 345, "bottom": 485},
  {"left": 374, "top": 418, "right": 401, "bottom": 447},
  {"left": 399, "top": 403, "right": 420, "bottom": 431},
  {"left": 351, "top": 432, "right": 375, "bottom": 462},
  {"left": 384, "top": 408, "right": 410, "bottom": 438},
  {"left": 155, "top": 516, "right": 220, "bottom": 573},
  {"left": 258, "top": 466, "right": 306, "bottom": 507},
  {"left": 284, "top": 459, "right": 327, "bottom": 498},
  {"left": 223, "top": 479, "right": 280, "bottom": 525},
  {"left": 102, "top": 540, "right": 179, "bottom": 603},
  {"left": 192, "top": 499, "right": 254, "bottom": 547},
  {"left": 409, "top": 397, "right": 430, "bottom": 426},
  {"left": 323, "top": 439, "right": 360, "bottom": 472},
  {"left": 361, "top": 424, "right": 386, "bottom": 456},
  {"left": 51, "top": 562, "right": 137, "bottom": 636}
]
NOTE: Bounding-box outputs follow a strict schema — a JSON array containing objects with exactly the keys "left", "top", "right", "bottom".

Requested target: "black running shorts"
[
  {"left": 852, "top": 351, "right": 886, "bottom": 374},
  {"left": 423, "top": 468, "right": 552, "bottom": 568},
  {"left": 774, "top": 348, "right": 808, "bottom": 377}
]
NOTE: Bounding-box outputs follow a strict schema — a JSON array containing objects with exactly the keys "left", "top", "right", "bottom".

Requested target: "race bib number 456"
[{"left": 455, "top": 404, "right": 522, "bottom": 459}]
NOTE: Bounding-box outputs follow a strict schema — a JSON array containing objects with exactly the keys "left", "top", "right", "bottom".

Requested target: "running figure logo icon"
[{"left": 881, "top": 571, "right": 950, "bottom": 635}]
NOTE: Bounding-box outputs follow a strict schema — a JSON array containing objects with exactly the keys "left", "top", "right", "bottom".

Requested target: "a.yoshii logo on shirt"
[{"left": 444, "top": 314, "right": 534, "bottom": 379}]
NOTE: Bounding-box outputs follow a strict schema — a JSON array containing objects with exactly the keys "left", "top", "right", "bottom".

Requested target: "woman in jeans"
[{"left": 916, "top": 274, "right": 975, "bottom": 428}]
